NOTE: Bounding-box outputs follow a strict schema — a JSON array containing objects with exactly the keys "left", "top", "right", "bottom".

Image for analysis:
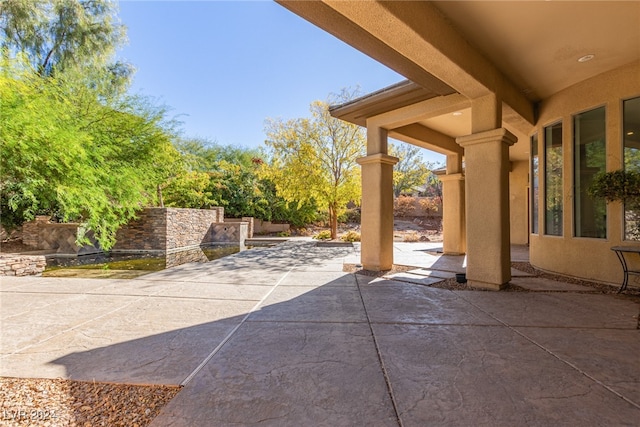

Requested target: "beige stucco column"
[
  {"left": 457, "top": 128, "right": 516, "bottom": 290},
  {"left": 440, "top": 153, "right": 465, "bottom": 255},
  {"left": 439, "top": 180, "right": 465, "bottom": 255},
  {"left": 357, "top": 125, "right": 398, "bottom": 271}
]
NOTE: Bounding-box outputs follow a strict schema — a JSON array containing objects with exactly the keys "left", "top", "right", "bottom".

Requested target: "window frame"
[
  {"left": 544, "top": 121, "right": 564, "bottom": 237},
  {"left": 530, "top": 133, "right": 539, "bottom": 235},
  {"left": 572, "top": 105, "right": 607, "bottom": 239}
]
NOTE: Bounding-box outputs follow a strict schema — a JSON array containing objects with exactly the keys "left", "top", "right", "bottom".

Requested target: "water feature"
[{"left": 43, "top": 244, "right": 244, "bottom": 278}]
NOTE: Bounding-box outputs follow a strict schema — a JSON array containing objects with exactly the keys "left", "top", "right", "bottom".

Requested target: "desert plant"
[
  {"left": 294, "top": 227, "right": 310, "bottom": 236},
  {"left": 402, "top": 232, "right": 421, "bottom": 242},
  {"left": 313, "top": 230, "right": 332, "bottom": 240},
  {"left": 341, "top": 230, "right": 361, "bottom": 242},
  {"left": 394, "top": 195, "right": 417, "bottom": 217},
  {"left": 418, "top": 197, "right": 440, "bottom": 218}
]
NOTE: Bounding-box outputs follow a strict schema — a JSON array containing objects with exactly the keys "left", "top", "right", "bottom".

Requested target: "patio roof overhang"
[
  {"left": 277, "top": 1, "right": 537, "bottom": 133},
  {"left": 277, "top": 0, "right": 640, "bottom": 160}
]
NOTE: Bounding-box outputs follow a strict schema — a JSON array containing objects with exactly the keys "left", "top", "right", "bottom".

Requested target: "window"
[
  {"left": 531, "top": 134, "right": 539, "bottom": 234},
  {"left": 624, "top": 97, "right": 640, "bottom": 240},
  {"left": 574, "top": 107, "right": 606, "bottom": 238},
  {"left": 545, "top": 122, "right": 563, "bottom": 236}
]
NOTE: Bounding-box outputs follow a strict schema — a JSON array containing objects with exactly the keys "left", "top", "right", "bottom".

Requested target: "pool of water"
[{"left": 43, "top": 244, "right": 243, "bottom": 278}]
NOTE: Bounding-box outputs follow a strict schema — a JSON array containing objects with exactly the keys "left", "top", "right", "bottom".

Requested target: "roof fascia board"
[
  {"left": 367, "top": 93, "right": 471, "bottom": 129},
  {"left": 328, "top": 80, "right": 418, "bottom": 113}
]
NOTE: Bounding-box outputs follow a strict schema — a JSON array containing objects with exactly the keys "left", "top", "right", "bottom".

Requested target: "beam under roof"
[{"left": 390, "top": 124, "right": 463, "bottom": 156}]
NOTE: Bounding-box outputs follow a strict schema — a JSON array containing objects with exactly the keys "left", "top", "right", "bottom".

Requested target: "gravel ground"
[
  {"left": 512, "top": 261, "right": 640, "bottom": 299},
  {"left": 0, "top": 377, "right": 180, "bottom": 427}
]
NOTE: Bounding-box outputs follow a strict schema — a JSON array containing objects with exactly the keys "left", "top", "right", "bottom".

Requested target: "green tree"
[
  {"left": 0, "top": 0, "right": 131, "bottom": 85},
  {"left": 421, "top": 167, "right": 443, "bottom": 201},
  {"left": 389, "top": 142, "right": 431, "bottom": 197},
  {"left": 174, "top": 137, "right": 262, "bottom": 172},
  {"left": 264, "top": 92, "right": 365, "bottom": 239},
  {"left": 161, "top": 171, "right": 215, "bottom": 209},
  {"left": 0, "top": 56, "right": 179, "bottom": 250},
  {"left": 165, "top": 138, "right": 269, "bottom": 216},
  {"left": 206, "top": 160, "right": 269, "bottom": 219}
]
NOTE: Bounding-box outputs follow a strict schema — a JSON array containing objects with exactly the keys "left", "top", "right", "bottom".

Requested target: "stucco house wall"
[{"left": 529, "top": 61, "right": 640, "bottom": 285}]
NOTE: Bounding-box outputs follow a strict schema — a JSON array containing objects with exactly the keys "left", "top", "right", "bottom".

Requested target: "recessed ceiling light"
[
  {"left": 577, "top": 54, "right": 595, "bottom": 63},
  {"left": 452, "top": 111, "right": 463, "bottom": 116}
]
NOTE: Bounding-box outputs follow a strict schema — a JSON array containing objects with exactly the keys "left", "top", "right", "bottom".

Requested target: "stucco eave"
[{"left": 329, "top": 80, "right": 456, "bottom": 127}]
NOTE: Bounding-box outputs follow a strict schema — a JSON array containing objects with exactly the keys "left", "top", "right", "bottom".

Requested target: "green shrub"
[{"left": 341, "top": 208, "right": 361, "bottom": 224}]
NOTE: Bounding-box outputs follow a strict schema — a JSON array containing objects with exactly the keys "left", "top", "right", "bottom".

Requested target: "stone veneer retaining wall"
[
  {"left": 225, "top": 217, "right": 254, "bottom": 238},
  {"left": 22, "top": 216, "right": 100, "bottom": 254},
  {"left": 210, "top": 221, "right": 248, "bottom": 244},
  {"left": 253, "top": 220, "right": 290, "bottom": 234},
  {"left": 113, "top": 207, "right": 226, "bottom": 252},
  {"left": 0, "top": 254, "right": 46, "bottom": 276}
]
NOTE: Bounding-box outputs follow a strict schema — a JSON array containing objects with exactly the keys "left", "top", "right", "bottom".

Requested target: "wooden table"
[{"left": 611, "top": 246, "right": 640, "bottom": 293}]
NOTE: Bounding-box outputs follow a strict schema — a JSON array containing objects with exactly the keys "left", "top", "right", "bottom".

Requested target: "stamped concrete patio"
[{"left": 1, "top": 240, "right": 639, "bottom": 426}]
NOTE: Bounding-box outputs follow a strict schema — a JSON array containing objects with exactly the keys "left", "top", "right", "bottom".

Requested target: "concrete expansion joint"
[
  {"left": 368, "top": 321, "right": 505, "bottom": 328},
  {"left": 354, "top": 274, "right": 404, "bottom": 426},
  {"left": 245, "top": 319, "right": 368, "bottom": 325},
  {"left": 180, "top": 266, "right": 295, "bottom": 387},
  {"left": 1, "top": 294, "right": 145, "bottom": 359}
]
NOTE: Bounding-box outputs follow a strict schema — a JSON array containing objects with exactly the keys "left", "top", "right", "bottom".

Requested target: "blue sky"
[{"left": 116, "top": 1, "right": 445, "bottom": 164}]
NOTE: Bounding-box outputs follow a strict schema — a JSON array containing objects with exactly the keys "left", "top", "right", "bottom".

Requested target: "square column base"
[{"left": 468, "top": 280, "right": 508, "bottom": 291}]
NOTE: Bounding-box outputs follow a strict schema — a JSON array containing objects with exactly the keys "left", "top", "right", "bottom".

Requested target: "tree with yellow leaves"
[{"left": 263, "top": 92, "right": 365, "bottom": 239}]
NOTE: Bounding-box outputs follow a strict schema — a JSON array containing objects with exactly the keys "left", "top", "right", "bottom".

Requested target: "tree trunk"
[
  {"left": 157, "top": 184, "right": 164, "bottom": 208},
  {"left": 329, "top": 203, "right": 338, "bottom": 240}
]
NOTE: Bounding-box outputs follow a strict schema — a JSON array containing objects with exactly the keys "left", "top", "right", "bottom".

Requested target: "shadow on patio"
[{"left": 47, "top": 247, "right": 640, "bottom": 425}]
